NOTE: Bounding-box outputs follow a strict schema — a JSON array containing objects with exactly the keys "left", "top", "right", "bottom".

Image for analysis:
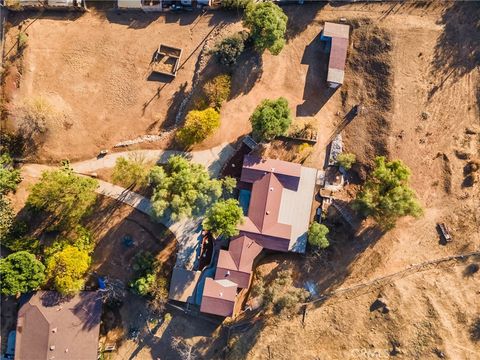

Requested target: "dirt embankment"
[{"left": 342, "top": 20, "right": 394, "bottom": 178}]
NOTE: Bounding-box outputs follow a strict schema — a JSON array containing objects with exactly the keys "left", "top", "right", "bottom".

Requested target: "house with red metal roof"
[
  {"left": 199, "top": 156, "right": 318, "bottom": 317},
  {"left": 321, "top": 22, "right": 350, "bottom": 89}
]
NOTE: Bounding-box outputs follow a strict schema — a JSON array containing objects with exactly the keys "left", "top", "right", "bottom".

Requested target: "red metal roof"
[
  {"left": 241, "top": 155, "right": 301, "bottom": 183},
  {"left": 200, "top": 278, "right": 237, "bottom": 317},
  {"left": 329, "top": 37, "right": 349, "bottom": 71},
  {"left": 215, "top": 236, "right": 263, "bottom": 288}
]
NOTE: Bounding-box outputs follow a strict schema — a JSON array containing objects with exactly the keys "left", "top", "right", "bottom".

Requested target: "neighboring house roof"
[
  {"left": 168, "top": 267, "right": 201, "bottom": 303},
  {"left": 322, "top": 22, "right": 350, "bottom": 85},
  {"left": 237, "top": 156, "right": 317, "bottom": 253},
  {"left": 200, "top": 278, "right": 237, "bottom": 317},
  {"left": 215, "top": 236, "right": 263, "bottom": 288},
  {"left": 15, "top": 291, "right": 102, "bottom": 360},
  {"left": 323, "top": 22, "right": 350, "bottom": 39}
]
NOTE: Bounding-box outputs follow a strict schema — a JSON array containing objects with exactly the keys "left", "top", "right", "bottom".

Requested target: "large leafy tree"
[
  {"left": 150, "top": 156, "right": 226, "bottom": 221},
  {"left": 46, "top": 245, "right": 90, "bottom": 295},
  {"left": 26, "top": 166, "right": 98, "bottom": 229},
  {"left": 112, "top": 156, "right": 151, "bottom": 189},
  {"left": 177, "top": 108, "right": 221, "bottom": 146},
  {"left": 214, "top": 32, "right": 247, "bottom": 67},
  {"left": 308, "top": 223, "right": 330, "bottom": 249},
  {"left": 202, "top": 199, "right": 244, "bottom": 238},
  {"left": 353, "top": 156, "right": 423, "bottom": 230},
  {"left": 0, "top": 153, "right": 22, "bottom": 195},
  {"left": 0, "top": 251, "right": 46, "bottom": 296},
  {"left": 243, "top": 1, "right": 288, "bottom": 55},
  {"left": 250, "top": 97, "right": 292, "bottom": 141}
]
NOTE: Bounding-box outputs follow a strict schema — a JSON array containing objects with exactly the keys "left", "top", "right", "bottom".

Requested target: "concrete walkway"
[
  {"left": 21, "top": 143, "right": 235, "bottom": 270},
  {"left": 72, "top": 142, "right": 235, "bottom": 177}
]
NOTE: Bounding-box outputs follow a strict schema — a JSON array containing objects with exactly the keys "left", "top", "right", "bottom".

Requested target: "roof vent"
[
  {"left": 65, "top": 349, "right": 69, "bottom": 353},
  {"left": 271, "top": 167, "right": 275, "bottom": 172},
  {"left": 266, "top": 211, "right": 270, "bottom": 215},
  {"left": 269, "top": 187, "right": 274, "bottom": 191},
  {"left": 50, "top": 345, "right": 55, "bottom": 351},
  {"left": 219, "top": 292, "right": 223, "bottom": 297},
  {"left": 226, "top": 271, "right": 230, "bottom": 276},
  {"left": 52, "top": 328, "right": 57, "bottom": 333}
]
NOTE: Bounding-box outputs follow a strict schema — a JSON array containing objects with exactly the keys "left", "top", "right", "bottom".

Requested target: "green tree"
[
  {"left": 250, "top": 97, "right": 292, "bottom": 141},
  {"left": 177, "top": 108, "right": 221, "bottom": 146},
  {"left": 203, "top": 74, "right": 232, "bottom": 110},
  {"left": 112, "top": 155, "right": 151, "bottom": 189},
  {"left": 244, "top": 1, "right": 288, "bottom": 55},
  {"left": 150, "top": 156, "right": 226, "bottom": 221},
  {"left": 202, "top": 199, "right": 244, "bottom": 238},
  {"left": 308, "top": 223, "right": 330, "bottom": 249},
  {"left": 336, "top": 153, "right": 356, "bottom": 170},
  {"left": 0, "top": 196, "right": 14, "bottom": 242},
  {"left": 0, "top": 153, "right": 22, "bottom": 195},
  {"left": 46, "top": 245, "right": 90, "bottom": 295},
  {"left": 222, "top": 176, "right": 237, "bottom": 198},
  {"left": 26, "top": 166, "right": 98, "bottom": 229},
  {"left": 353, "top": 156, "right": 423, "bottom": 230},
  {"left": 0, "top": 251, "right": 46, "bottom": 296},
  {"left": 214, "top": 32, "right": 248, "bottom": 67}
]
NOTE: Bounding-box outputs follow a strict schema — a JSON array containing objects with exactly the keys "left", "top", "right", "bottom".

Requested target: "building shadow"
[
  {"left": 429, "top": 2, "right": 480, "bottom": 99},
  {"left": 296, "top": 32, "right": 336, "bottom": 117}
]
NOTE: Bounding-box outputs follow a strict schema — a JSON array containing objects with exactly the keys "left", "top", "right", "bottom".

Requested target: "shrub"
[
  {"left": 17, "top": 31, "right": 28, "bottom": 50},
  {"left": 0, "top": 153, "right": 22, "bottom": 195},
  {"left": 0, "top": 196, "right": 14, "bottom": 242},
  {"left": 20, "top": 96, "right": 58, "bottom": 135},
  {"left": 202, "top": 199, "right": 244, "bottom": 238},
  {"left": 262, "top": 269, "right": 309, "bottom": 314},
  {"left": 308, "top": 223, "right": 330, "bottom": 249},
  {"left": 112, "top": 155, "right": 151, "bottom": 189},
  {"left": 203, "top": 74, "right": 232, "bottom": 110},
  {"left": 177, "top": 108, "right": 220, "bottom": 146},
  {"left": 243, "top": 1, "right": 288, "bottom": 55},
  {"left": 149, "top": 274, "right": 168, "bottom": 313},
  {"left": 46, "top": 245, "right": 91, "bottom": 295},
  {"left": 250, "top": 97, "right": 292, "bottom": 141},
  {"left": 353, "top": 156, "right": 423, "bottom": 230},
  {"left": 214, "top": 32, "right": 248, "bottom": 67},
  {"left": 336, "top": 153, "right": 356, "bottom": 170},
  {"left": 0, "top": 251, "right": 46, "bottom": 296}
]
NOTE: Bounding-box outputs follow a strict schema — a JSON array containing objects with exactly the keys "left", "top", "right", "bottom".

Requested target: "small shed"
[
  {"left": 321, "top": 22, "right": 350, "bottom": 88},
  {"left": 168, "top": 267, "right": 201, "bottom": 304}
]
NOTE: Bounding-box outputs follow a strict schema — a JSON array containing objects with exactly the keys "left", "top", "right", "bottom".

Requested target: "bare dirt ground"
[
  {"left": 3, "top": 9, "right": 238, "bottom": 162},
  {"left": 224, "top": 2, "right": 480, "bottom": 360}
]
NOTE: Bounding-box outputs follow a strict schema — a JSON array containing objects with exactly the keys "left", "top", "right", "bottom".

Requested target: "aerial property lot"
[
  {"left": 3, "top": 10, "right": 234, "bottom": 161},
  {"left": 0, "top": 1, "right": 479, "bottom": 360}
]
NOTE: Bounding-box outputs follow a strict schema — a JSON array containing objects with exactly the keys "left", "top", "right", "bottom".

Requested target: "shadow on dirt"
[{"left": 429, "top": 2, "right": 480, "bottom": 99}]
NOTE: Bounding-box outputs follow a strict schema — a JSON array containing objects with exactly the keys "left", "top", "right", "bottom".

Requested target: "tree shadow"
[
  {"left": 429, "top": 2, "right": 480, "bottom": 98},
  {"left": 284, "top": 2, "right": 326, "bottom": 41},
  {"left": 296, "top": 32, "right": 336, "bottom": 117},
  {"left": 230, "top": 50, "right": 263, "bottom": 99}
]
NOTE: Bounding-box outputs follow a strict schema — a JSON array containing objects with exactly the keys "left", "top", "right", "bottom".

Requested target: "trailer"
[{"left": 151, "top": 44, "right": 183, "bottom": 77}]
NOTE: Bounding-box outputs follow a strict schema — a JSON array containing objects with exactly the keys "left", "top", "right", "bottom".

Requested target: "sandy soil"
[
  {"left": 3, "top": 9, "right": 238, "bottom": 162},
  {"left": 224, "top": 2, "right": 480, "bottom": 360}
]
